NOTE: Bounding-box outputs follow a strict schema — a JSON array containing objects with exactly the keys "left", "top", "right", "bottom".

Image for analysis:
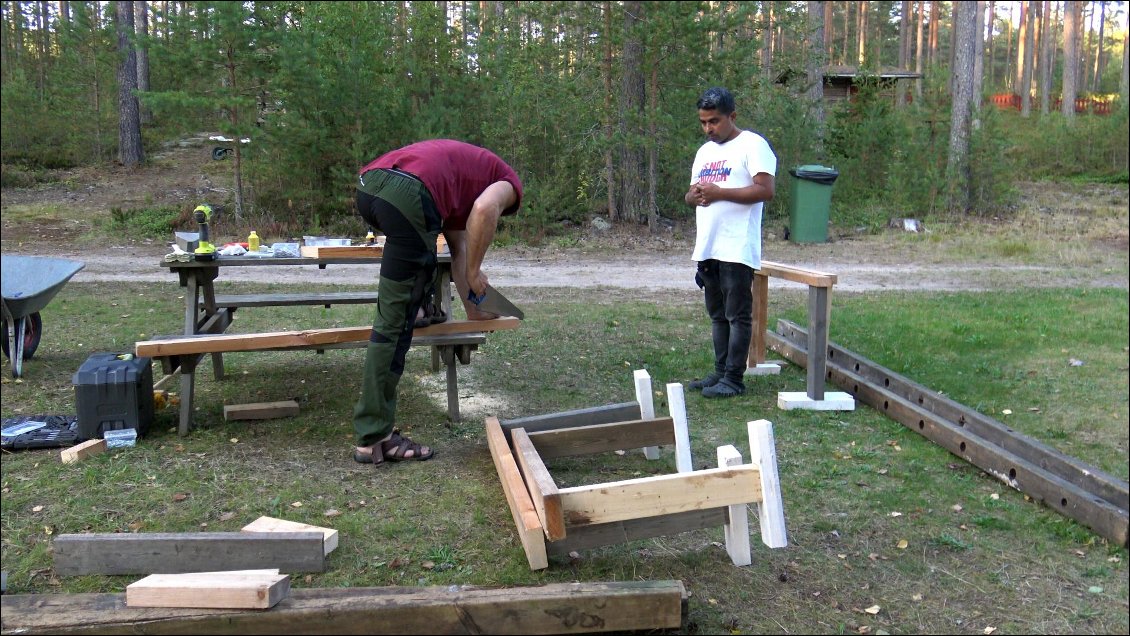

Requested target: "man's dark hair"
[{"left": 696, "top": 87, "right": 735, "bottom": 114}]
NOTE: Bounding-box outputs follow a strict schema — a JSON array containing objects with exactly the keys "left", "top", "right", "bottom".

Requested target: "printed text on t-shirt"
[{"left": 696, "top": 160, "right": 731, "bottom": 183}]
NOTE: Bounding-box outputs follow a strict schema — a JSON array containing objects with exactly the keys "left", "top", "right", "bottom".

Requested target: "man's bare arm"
[{"left": 447, "top": 180, "right": 517, "bottom": 320}]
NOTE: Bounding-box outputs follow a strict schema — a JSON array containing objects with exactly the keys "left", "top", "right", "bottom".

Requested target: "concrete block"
[{"left": 777, "top": 391, "right": 856, "bottom": 411}]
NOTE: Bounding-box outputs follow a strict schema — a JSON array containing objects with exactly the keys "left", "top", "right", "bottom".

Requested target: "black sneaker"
[
  {"left": 702, "top": 378, "right": 745, "bottom": 398},
  {"left": 689, "top": 372, "right": 723, "bottom": 391}
]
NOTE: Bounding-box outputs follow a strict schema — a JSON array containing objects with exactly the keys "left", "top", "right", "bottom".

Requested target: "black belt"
[{"left": 382, "top": 167, "right": 422, "bottom": 183}]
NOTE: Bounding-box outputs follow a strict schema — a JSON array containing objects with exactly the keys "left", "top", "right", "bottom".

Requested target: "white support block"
[
  {"left": 777, "top": 391, "right": 856, "bottom": 411},
  {"left": 717, "top": 444, "right": 752, "bottom": 566},
  {"left": 744, "top": 362, "right": 783, "bottom": 376},
  {"left": 748, "top": 420, "right": 787, "bottom": 548},
  {"left": 666, "top": 383, "right": 693, "bottom": 473},
  {"left": 634, "top": 369, "right": 661, "bottom": 460}
]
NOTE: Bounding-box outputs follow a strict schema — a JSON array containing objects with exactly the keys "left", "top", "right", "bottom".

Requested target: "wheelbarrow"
[{"left": 1, "top": 255, "right": 85, "bottom": 378}]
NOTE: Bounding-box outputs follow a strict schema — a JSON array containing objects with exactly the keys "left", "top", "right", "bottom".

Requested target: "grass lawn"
[{"left": 1, "top": 279, "right": 1127, "bottom": 634}]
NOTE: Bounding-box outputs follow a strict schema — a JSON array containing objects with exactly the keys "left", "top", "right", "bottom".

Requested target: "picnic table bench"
[{"left": 145, "top": 253, "right": 518, "bottom": 435}]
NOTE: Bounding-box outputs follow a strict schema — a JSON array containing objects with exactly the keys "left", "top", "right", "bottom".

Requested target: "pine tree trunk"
[
  {"left": 1021, "top": 1, "right": 1036, "bottom": 116},
  {"left": 1091, "top": 1, "right": 1105, "bottom": 93},
  {"left": 987, "top": 1, "right": 995, "bottom": 88},
  {"left": 135, "top": 1, "right": 151, "bottom": 125},
  {"left": 761, "top": 2, "right": 773, "bottom": 78},
  {"left": 601, "top": 1, "right": 616, "bottom": 223},
  {"left": 947, "top": 1, "right": 976, "bottom": 214},
  {"left": 973, "top": 0, "right": 984, "bottom": 116},
  {"left": 225, "top": 43, "right": 244, "bottom": 218},
  {"left": 116, "top": 1, "right": 143, "bottom": 168},
  {"left": 915, "top": 0, "right": 924, "bottom": 99},
  {"left": 856, "top": 0, "right": 866, "bottom": 66},
  {"left": 898, "top": 0, "right": 910, "bottom": 105},
  {"left": 807, "top": 0, "right": 826, "bottom": 148},
  {"left": 823, "top": 1, "right": 833, "bottom": 64},
  {"left": 1121, "top": 30, "right": 1129, "bottom": 104},
  {"left": 1016, "top": 1, "right": 1029, "bottom": 111},
  {"left": 1039, "top": 0, "right": 1052, "bottom": 114},
  {"left": 617, "top": 0, "right": 645, "bottom": 225},
  {"left": 928, "top": 1, "right": 938, "bottom": 69},
  {"left": 1062, "top": 0, "right": 1080, "bottom": 120},
  {"left": 647, "top": 59, "right": 658, "bottom": 233}
]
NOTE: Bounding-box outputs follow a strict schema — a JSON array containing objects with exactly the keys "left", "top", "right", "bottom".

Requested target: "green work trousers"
[{"left": 352, "top": 169, "right": 441, "bottom": 447}]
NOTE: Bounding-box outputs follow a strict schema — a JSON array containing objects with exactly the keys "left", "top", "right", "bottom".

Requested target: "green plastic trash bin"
[{"left": 788, "top": 165, "right": 840, "bottom": 243}]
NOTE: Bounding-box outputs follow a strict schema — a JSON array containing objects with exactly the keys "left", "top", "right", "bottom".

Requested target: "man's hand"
[{"left": 691, "top": 182, "right": 718, "bottom": 206}]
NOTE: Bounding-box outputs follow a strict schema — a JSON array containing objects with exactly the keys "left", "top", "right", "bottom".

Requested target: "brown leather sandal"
[{"left": 379, "top": 429, "right": 434, "bottom": 462}]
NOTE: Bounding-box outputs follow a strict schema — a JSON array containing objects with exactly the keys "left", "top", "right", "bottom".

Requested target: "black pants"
[{"left": 697, "top": 259, "right": 754, "bottom": 384}]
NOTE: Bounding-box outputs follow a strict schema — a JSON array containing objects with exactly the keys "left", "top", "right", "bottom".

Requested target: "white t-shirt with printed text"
[{"left": 690, "top": 129, "right": 777, "bottom": 269}]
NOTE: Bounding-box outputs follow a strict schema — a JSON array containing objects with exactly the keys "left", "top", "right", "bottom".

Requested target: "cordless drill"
[{"left": 192, "top": 204, "right": 216, "bottom": 261}]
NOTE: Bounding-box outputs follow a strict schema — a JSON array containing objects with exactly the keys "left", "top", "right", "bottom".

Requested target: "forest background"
[{"left": 1, "top": 1, "right": 1128, "bottom": 242}]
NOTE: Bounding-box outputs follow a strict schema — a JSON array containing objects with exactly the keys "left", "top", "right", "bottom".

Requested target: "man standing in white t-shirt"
[{"left": 684, "top": 87, "right": 777, "bottom": 398}]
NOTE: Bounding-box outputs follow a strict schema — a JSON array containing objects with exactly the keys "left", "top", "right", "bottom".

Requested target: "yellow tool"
[{"left": 193, "top": 204, "right": 217, "bottom": 261}]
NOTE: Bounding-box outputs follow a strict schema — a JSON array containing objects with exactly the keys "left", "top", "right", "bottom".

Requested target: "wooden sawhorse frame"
[
  {"left": 751, "top": 261, "right": 854, "bottom": 410},
  {"left": 486, "top": 370, "right": 787, "bottom": 570}
]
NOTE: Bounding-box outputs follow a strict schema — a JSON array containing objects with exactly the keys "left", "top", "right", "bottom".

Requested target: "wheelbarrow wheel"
[{"left": 1, "top": 312, "right": 43, "bottom": 361}]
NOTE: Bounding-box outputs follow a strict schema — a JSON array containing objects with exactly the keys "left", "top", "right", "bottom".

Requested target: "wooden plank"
[
  {"left": 666, "top": 383, "right": 693, "bottom": 473},
  {"left": 499, "top": 403, "right": 642, "bottom": 439},
  {"left": 547, "top": 509, "right": 728, "bottom": 556},
  {"left": 511, "top": 428, "right": 566, "bottom": 542},
  {"left": 484, "top": 417, "right": 548, "bottom": 570},
  {"left": 748, "top": 420, "right": 788, "bottom": 549},
  {"left": 211, "top": 292, "right": 379, "bottom": 308},
  {"left": 52, "top": 532, "right": 326, "bottom": 575},
  {"left": 758, "top": 260, "right": 837, "bottom": 287},
  {"left": 717, "top": 445, "right": 752, "bottom": 566},
  {"left": 525, "top": 418, "right": 675, "bottom": 460},
  {"left": 241, "top": 516, "right": 338, "bottom": 556},
  {"left": 559, "top": 466, "right": 764, "bottom": 528},
  {"left": 126, "top": 572, "right": 290, "bottom": 609},
  {"left": 768, "top": 328, "right": 1130, "bottom": 548},
  {"left": 299, "top": 245, "right": 384, "bottom": 258},
  {"left": 134, "top": 317, "right": 519, "bottom": 357},
  {"left": 748, "top": 273, "right": 770, "bottom": 366},
  {"left": 60, "top": 439, "right": 107, "bottom": 464},
  {"left": 774, "top": 318, "right": 1130, "bottom": 511},
  {"left": 0, "top": 581, "right": 685, "bottom": 635},
  {"left": 223, "top": 400, "right": 300, "bottom": 421},
  {"left": 634, "top": 369, "right": 660, "bottom": 459}
]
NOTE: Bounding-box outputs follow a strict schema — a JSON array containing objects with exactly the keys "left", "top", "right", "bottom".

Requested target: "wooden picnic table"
[{"left": 154, "top": 252, "right": 492, "bottom": 436}]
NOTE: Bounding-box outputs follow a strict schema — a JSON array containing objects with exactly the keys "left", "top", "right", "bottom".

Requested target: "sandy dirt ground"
[{"left": 2, "top": 136, "right": 1127, "bottom": 298}]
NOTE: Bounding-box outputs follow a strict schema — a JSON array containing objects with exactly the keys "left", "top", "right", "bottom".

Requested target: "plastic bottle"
[{"left": 247, "top": 230, "right": 260, "bottom": 252}]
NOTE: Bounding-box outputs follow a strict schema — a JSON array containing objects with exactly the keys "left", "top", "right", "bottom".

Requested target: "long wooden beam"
[
  {"left": 52, "top": 532, "right": 326, "bottom": 575},
  {"left": 547, "top": 509, "right": 729, "bottom": 556},
  {"left": 758, "top": 260, "right": 837, "bottom": 287},
  {"left": 484, "top": 417, "right": 548, "bottom": 570},
  {"left": 511, "top": 428, "right": 566, "bottom": 542},
  {"left": 526, "top": 417, "right": 676, "bottom": 460},
  {"left": 0, "top": 581, "right": 687, "bottom": 635},
  {"left": 134, "top": 318, "right": 519, "bottom": 358},
  {"left": 499, "top": 403, "right": 642, "bottom": 440},
  {"left": 559, "top": 466, "right": 763, "bottom": 528}
]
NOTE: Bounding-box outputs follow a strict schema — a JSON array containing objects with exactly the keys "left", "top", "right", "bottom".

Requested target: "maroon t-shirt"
[{"left": 359, "top": 139, "right": 523, "bottom": 231}]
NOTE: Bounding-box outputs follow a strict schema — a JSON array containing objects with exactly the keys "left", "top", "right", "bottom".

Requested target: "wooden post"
[
  {"left": 748, "top": 272, "right": 770, "bottom": 366},
  {"left": 749, "top": 420, "right": 787, "bottom": 548},
  {"left": 717, "top": 444, "right": 752, "bottom": 566},
  {"left": 666, "top": 383, "right": 693, "bottom": 473},
  {"left": 634, "top": 369, "right": 661, "bottom": 459}
]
